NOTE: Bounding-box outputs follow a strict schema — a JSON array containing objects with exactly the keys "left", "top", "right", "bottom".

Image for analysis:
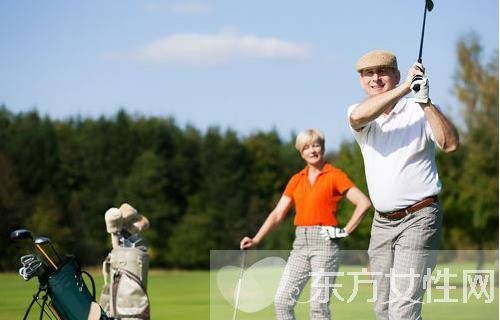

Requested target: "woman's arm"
[
  {"left": 240, "top": 195, "right": 293, "bottom": 249},
  {"left": 343, "top": 187, "right": 371, "bottom": 234}
]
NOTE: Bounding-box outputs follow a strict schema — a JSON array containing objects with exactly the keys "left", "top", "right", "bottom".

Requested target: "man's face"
[{"left": 359, "top": 66, "right": 400, "bottom": 97}]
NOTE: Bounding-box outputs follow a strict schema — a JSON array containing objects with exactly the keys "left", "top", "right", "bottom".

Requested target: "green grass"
[{"left": 0, "top": 264, "right": 497, "bottom": 319}]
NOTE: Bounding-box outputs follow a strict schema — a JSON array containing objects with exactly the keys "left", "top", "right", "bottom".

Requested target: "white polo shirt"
[{"left": 347, "top": 97, "right": 441, "bottom": 212}]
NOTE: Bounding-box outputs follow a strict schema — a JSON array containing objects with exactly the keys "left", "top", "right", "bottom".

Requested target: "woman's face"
[{"left": 300, "top": 141, "right": 324, "bottom": 166}]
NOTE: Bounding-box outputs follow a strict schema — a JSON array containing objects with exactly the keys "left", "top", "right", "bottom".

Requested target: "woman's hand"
[{"left": 240, "top": 236, "right": 258, "bottom": 249}]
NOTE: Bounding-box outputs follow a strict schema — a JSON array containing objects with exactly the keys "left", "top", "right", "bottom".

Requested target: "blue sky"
[{"left": 1, "top": 0, "right": 498, "bottom": 151}]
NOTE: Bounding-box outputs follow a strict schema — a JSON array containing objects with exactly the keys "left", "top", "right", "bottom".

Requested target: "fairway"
[
  {"left": 211, "top": 262, "right": 498, "bottom": 320},
  {"left": 1, "top": 262, "right": 497, "bottom": 319}
]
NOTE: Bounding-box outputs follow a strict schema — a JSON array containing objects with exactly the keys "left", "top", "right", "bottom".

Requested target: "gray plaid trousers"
[
  {"left": 368, "top": 201, "right": 442, "bottom": 320},
  {"left": 274, "top": 226, "right": 341, "bottom": 320}
]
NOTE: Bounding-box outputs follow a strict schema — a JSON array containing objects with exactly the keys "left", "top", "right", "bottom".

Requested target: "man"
[{"left": 347, "top": 50, "right": 459, "bottom": 320}]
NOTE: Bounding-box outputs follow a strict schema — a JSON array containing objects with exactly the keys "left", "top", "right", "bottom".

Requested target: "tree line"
[{"left": 2, "top": 34, "right": 497, "bottom": 270}]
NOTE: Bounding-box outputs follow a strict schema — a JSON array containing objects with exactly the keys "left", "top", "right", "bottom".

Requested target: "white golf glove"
[
  {"left": 410, "top": 75, "right": 429, "bottom": 104},
  {"left": 319, "top": 226, "right": 349, "bottom": 240}
]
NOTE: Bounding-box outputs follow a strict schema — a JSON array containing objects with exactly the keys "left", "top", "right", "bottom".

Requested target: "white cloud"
[
  {"left": 134, "top": 29, "right": 312, "bottom": 66},
  {"left": 145, "top": 1, "right": 211, "bottom": 16}
]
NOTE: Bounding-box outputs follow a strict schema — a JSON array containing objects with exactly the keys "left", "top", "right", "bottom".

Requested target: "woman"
[{"left": 240, "top": 129, "right": 371, "bottom": 320}]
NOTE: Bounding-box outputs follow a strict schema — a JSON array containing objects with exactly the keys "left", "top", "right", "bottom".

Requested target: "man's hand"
[
  {"left": 411, "top": 75, "right": 429, "bottom": 104},
  {"left": 405, "top": 62, "right": 425, "bottom": 87},
  {"left": 319, "top": 226, "right": 349, "bottom": 240}
]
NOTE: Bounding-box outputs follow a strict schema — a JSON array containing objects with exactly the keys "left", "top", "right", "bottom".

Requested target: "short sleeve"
[
  {"left": 424, "top": 104, "right": 439, "bottom": 145},
  {"left": 347, "top": 103, "right": 369, "bottom": 145},
  {"left": 333, "top": 169, "right": 355, "bottom": 194},
  {"left": 283, "top": 174, "right": 300, "bottom": 200}
]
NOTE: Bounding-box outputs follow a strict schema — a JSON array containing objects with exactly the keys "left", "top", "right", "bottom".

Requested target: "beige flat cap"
[{"left": 355, "top": 50, "right": 398, "bottom": 72}]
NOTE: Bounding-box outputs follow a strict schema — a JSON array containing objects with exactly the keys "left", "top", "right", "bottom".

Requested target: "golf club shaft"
[
  {"left": 232, "top": 250, "right": 246, "bottom": 320},
  {"left": 48, "top": 302, "right": 63, "bottom": 320},
  {"left": 35, "top": 244, "right": 58, "bottom": 270},
  {"left": 417, "top": 0, "right": 428, "bottom": 63}
]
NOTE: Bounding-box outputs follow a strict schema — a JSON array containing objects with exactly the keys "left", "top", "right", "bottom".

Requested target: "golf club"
[
  {"left": 35, "top": 236, "right": 62, "bottom": 270},
  {"left": 232, "top": 249, "right": 246, "bottom": 320},
  {"left": 10, "top": 229, "right": 34, "bottom": 241},
  {"left": 11, "top": 229, "right": 61, "bottom": 270},
  {"left": 413, "top": 0, "right": 434, "bottom": 92},
  {"left": 417, "top": 0, "right": 434, "bottom": 63},
  {"left": 19, "top": 254, "right": 47, "bottom": 281}
]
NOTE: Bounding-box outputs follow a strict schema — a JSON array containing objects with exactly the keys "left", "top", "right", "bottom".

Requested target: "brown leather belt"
[{"left": 379, "top": 196, "right": 438, "bottom": 220}]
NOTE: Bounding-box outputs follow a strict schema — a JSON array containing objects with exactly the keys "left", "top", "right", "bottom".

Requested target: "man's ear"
[{"left": 358, "top": 73, "right": 364, "bottom": 86}]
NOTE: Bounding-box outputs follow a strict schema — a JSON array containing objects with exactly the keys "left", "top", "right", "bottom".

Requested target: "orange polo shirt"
[{"left": 283, "top": 163, "right": 354, "bottom": 226}]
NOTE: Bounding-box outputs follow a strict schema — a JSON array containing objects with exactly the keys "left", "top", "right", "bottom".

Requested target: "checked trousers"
[
  {"left": 368, "top": 201, "right": 442, "bottom": 320},
  {"left": 274, "top": 226, "right": 341, "bottom": 320}
]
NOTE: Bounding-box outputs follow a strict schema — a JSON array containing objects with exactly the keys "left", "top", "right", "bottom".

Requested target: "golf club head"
[
  {"left": 34, "top": 236, "right": 51, "bottom": 244},
  {"left": 19, "top": 253, "right": 47, "bottom": 281},
  {"left": 426, "top": 0, "right": 434, "bottom": 12},
  {"left": 10, "top": 229, "right": 33, "bottom": 241},
  {"left": 20, "top": 254, "right": 38, "bottom": 265},
  {"left": 34, "top": 236, "right": 62, "bottom": 269}
]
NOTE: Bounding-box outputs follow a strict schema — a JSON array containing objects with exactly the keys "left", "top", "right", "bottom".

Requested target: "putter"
[{"left": 232, "top": 249, "right": 246, "bottom": 320}]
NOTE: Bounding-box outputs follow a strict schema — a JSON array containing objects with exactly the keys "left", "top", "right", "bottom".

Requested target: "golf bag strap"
[
  {"left": 102, "top": 255, "right": 111, "bottom": 287},
  {"left": 82, "top": 270, "right": 97, "bottom": 300},
  {"left": 73, "top": 257, "right": 97, "bottom": 300}
]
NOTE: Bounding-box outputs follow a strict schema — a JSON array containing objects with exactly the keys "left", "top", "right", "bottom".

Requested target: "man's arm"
[
  {"left": 349, "top": 85, "right": 409, "bottom": 130},
  {"left": 349, "top": 63, "right": 424, "bottom": 130},
  {"left": 421, "top": 100, "right": 459, "bottom": 153}
]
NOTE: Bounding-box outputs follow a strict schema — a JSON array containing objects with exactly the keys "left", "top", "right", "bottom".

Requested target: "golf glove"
[
  {"left": 319, "top": 226, "right": 349, "bottom": 240},
  {"left": 411, "top": 75, "right": 429, "bottom": 104}
]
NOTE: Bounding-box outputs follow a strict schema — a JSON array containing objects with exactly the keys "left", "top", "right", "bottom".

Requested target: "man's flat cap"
[{"left": 356, "top": 50, "right": 398, "bottom": 72}]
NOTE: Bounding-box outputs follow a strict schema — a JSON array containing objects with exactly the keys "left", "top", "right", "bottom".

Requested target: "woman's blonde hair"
[{"left": 295, "top": 129, "right": 325, "bottom": 152}]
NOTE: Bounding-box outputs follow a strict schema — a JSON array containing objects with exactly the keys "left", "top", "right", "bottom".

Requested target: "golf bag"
[
  {"left": 99, "top": 247, "right": 150, "bottom": 319},
  {"left": 11, "top": 228, "right": 109, "bottom": 320},
  {"left": 48, "top": 255, "right": 109, "bottom": 320}
]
